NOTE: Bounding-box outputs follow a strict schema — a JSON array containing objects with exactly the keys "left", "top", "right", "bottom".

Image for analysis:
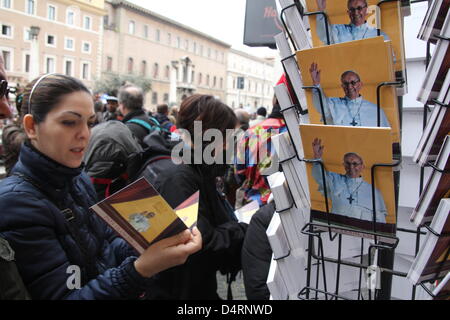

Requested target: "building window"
[
  {"left": 83, "top": 16, "right": 91, "bottom": 30},
  {"left": 198, "top": 73, "right": 202, "bottom": 85},
  {"left": 141, "top": 60, "right": 147, "bottom": 77},
  {"left": 23, "top": 28, "right": 32, "bottom": 41},
  {"left": 193, "top": 42, "right": 197, "bottom": 54},
  {"left": 215, "top": 50, "right": 218, "bottom": 60},
  {"left": 2, "top": 50, "right": 11, "bottom": 70},
  {"left": 106, "top": 56, "right": 112, "bottom": 72},
  {"left": 191, "top": 71, "right": 195, "bottom": 84},
  {"left": 82, "top": 41, "right": 91, "bottom": 54},
  {"left": 165, "top": 65, "right": 170, "bottom": 79},
  {"left": 152, "top": 92, "right": 157, "bottom": 105},
  {"left": 64, "top": 37, "right": 74, "bottom": 51},
  {"left": 167, "top": 32, "right": 171, "bottom": 45},
  {"left": 24, "top": 53, "right": 30, "bottom": 73},
  {"left": 163, "top": 93, "right": 169, "bottom": 103},
  {"left": 176, "top": 36, "right": 180, "bottom": 48},
  {"left": 153, "top": 63, "right": 159, "bottom": 78},
  {"left": 200, "top": 45, "right": 203, "bottom": 56},
  {"left": 143, "top": 25, "right": 149, "bottom": 38},
  {"left": 48, "top": 5, "right": 56, "bottom": 21},
  {"left": 1, "top": 24, "right": 12, "bottom": 38},
  {"left": 46, "top": 56, "right": 55, "bottom": 73},
  {"left": 127, "top": 57, "right": 133, "bottom": 74},
  {"left": 220, "top": 77, "right": 223, "bottom": 89},
  {"left": 64, "top": 59, "right": 73, "bottom": 76},
  {"left": 207, "top": 48, "right": 211, "bottom": 58},
  {"left": 213, "top": 76, "right": 216, "bottom": 87},
  {"left": 206, "top": 75, "right": 210, "bottom": 87},
  {"left": 46, "top": 34, "right": 56, "bottom": 47},
  {"left": 128, "top": 21, "right": 135, "bottom": 35},
  {"left": 184, "top": 39, "right": 188, "bottom": 50},
  {"left": 2, "top": 0, "right": 11, "bottom": 9},
  {"left": 26, "top": 0, "right": 35, "bottom": 15},
  {"left": 67, "top": 10, "right": 74, "bottom": 25},
  {"left": 155, "top": 29, "right": 160, "bottom": 42},
  {"left": 81, "top": 62, "right": 90, "bottom": 80},
  {"left": 221, "top": 52, "right": 224, "bottom": 63}
]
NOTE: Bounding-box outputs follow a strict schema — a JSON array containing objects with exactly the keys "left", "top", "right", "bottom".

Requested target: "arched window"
[
  {"left": 153, "top": 63, "right": 159, "bottom": 78},
  {"left": 165, "top": 65, "right": 170, "bottom": 79},
  {"left": 127, "top": 57, "right": 133, "bottom": 74},
  {"left": 141, "top": 60, "right": 147, "bottom": 76}
]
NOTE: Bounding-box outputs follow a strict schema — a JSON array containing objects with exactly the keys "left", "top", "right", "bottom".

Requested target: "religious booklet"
[
  {"left": 303, "top": 0, "right": 405, "bottom": 74},
  {"left": 417, "top": 10, "right": 450, "bottom": 104},
  {"left": 234, "top": 200, "right": 259, "bottom": 224},
  {"left": 413, "top": 70, "right": 450, "bottom": 166},
  {"left": 274, "top": 32, "right": 308, "bottom": 112},
  {"left": 296, "top": 36, "right": 401, "bottom": 148},
  {"left": 267, "top": 257, "right": 289, "bottom": 300},
  {"left": 299, "top": 124, "right": 396, "bottom": 241},
  {"left": 268, "top": 171, "right": 308, "bottom": 252},
  {"left": 277, "top": 0, "right": 312, "bottom": 51},
  {"left": 432, "top": 271, "right": 450, "bottom": 300},
  {"left": 90, "top": 177, "right": 199, "bottom": 254},
  {"left": 267, "top": 211, "right": 291, "bottom": 261},
  {"left": 407, "top": 198, "right": 450, "bottom": 285},
  {"left": 411, "top": 135, "right": 450, "bottom": 226},
  {"left": 267, "top": 212, "right": 307, "bottom": 300},
  {"left": 272, "top": 132, "right": 310, "bottom": 212},
  {"left": 418, "top": 0, "right": 450, "bottom": 44}
]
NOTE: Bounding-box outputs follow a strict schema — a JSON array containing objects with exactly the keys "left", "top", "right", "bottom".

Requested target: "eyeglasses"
[
  {"left": 348, "top": 5, "right": 367, "bottom": 12},
  {"left": 0, "top": 80, "right": 10, "bottom": 99},
  {"left": 342, "top": 80, "right": 360, "bottom": 87},
  {"left": 345, "top": 161, "right": 362, "bottom": 167}
]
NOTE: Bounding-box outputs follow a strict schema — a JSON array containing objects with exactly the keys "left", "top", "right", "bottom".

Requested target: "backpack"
[
  {"left": 84, "top": 121, "right": 144, "bottom": 200},
  {"left": 126, "top": 116, "right": 170, "bottom": 135},
  {"left": 127, "top": 130, "right": 182, "bottom": 185},
  {"left": 0, "top": 237, "right": 31, "bottom": 300}
]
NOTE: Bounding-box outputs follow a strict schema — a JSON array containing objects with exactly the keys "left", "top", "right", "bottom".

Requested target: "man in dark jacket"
[
  {"left": 103, "top": 95, "right": 122, "bottom": 121},
  {"left": 119, "top": 85, "right": 158, "bottom": 147},
  {"left": 154, "top": 103, "right": 174, "bottom": 132},
  {"left": 83, "top": 120, "right": 143, "bottom": 200},
  {"left": 241, "top": 202, "right": 275, "bottom": 300}
]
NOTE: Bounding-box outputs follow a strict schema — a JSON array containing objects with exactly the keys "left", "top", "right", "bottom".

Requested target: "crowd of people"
[{"left": 0, "top": 50, "right": 287, "bottom": 299}]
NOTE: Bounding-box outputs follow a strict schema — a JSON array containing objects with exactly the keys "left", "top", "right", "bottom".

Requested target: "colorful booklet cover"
[
  {"left": 299, "top": 124, "right": 396, "bottom": 240},
  {"left": 90, "top": 177, "right": 199, "bottom": 254}
]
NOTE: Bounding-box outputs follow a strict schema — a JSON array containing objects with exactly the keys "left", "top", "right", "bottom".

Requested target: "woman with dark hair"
[
  {"left": 0, "top": 74, "right": 202, "bottom": 300},
  {"left": 147, "top": 94, "right": 248, "bottom": 300}
]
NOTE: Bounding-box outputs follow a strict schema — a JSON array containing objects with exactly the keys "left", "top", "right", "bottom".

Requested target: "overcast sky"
[{"left": 127, "top": 0, "right": 278, "bottom": 58}]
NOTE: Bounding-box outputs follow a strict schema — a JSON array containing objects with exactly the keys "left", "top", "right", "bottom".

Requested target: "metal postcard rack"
[{"left": 276, "top": 0, "right": 450, "bottom": 300}]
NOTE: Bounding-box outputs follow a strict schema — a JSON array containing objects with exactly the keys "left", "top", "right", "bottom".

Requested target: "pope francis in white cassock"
[
  {"left": 311, "top": 138, "right": 387, "bottom": 223},
  {"left": 314, "top": 0, "right": 390, "bottom": 45},
  {"left": 309, "top": 63, "right": 390, "bottom": 127}
]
